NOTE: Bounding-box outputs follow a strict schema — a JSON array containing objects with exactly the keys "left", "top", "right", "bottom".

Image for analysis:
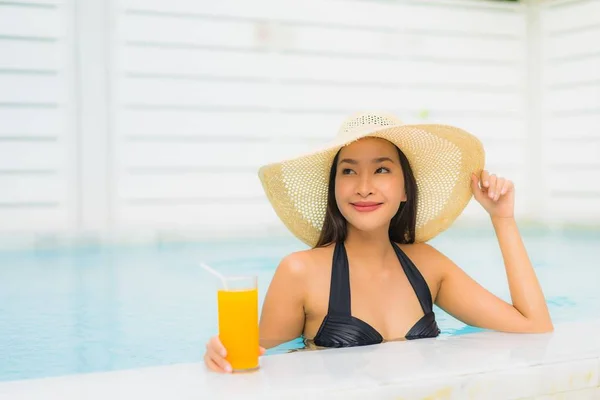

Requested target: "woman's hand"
[
  {"left": 203, "top": 336, "right": 266, "bottom": 373},
  {"left": 471, "top": 170, "right": 515, "bottom": 219}
]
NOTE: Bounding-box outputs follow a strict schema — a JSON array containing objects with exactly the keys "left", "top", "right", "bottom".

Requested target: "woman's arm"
[
  {"left": 259, "top": 253, "right": 307, "bottom": 348},
  {"left": 433, "top": 171, "right": 553, "bottom": 333},
  {"left": 489, "top": 216, "right": 553, "bottom": 329},
  {"left": 432, "top": 218, "right": 553, "bottom": 333}
]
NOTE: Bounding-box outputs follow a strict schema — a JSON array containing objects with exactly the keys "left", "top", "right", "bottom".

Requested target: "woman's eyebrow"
[
  {"left": 373, "top": 157, "right": 395, "bottom": 164},
  {"left": 339, "top": 157, "right": 395, "bottom": 165}
]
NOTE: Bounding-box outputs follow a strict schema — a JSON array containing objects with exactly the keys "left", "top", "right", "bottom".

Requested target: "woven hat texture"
[{"left": 258, "top": 111, "right": 485, "bottom": 246}]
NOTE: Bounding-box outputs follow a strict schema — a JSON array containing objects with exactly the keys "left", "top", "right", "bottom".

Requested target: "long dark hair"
[{"left": 314, "top": 144, "right": 418, "bottom": 248}]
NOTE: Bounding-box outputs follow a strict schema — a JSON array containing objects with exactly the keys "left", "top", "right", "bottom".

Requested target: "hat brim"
[{"left": 258, "top": 123, "right": 485, "bottom": 247}]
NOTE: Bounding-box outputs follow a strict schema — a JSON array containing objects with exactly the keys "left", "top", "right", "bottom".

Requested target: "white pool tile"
[
  {"left": 532, "top": 386, "right": 600, "bottom": 400},
  {"left": 461, "top": 358, "right": 599, "bottom": 400},
  {"left": 539, "top": 358, "right": 599, "bottom": 394},
  {"left": 0, "top": 319, "right": 599, "bottom": 400},
  {"left": 462, "top": 365, "right": 545, "bottom": 399},
  {"left": 328, "top": 377, "right": 467, "bottom": 400}
]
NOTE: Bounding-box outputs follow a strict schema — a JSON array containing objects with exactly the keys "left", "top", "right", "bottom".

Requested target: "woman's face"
[{"left": 334, "top": 137, "right": 407, "bottom": 233}]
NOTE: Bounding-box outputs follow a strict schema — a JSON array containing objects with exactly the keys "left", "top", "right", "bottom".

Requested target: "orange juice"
[{"left": 218, "top": 286, "right": 259, "bottom": 371}]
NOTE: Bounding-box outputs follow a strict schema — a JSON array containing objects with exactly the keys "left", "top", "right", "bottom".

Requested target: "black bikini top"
[{"left": 312, "top": 241, "right": 440, "bottom": 348}]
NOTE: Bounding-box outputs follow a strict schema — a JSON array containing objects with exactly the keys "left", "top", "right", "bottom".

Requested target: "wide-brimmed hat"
[{"left": 258, "top": 111, "right": 485, "bottom": 246}]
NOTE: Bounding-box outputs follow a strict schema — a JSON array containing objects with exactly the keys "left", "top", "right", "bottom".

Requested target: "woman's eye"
[
  {"left": 376, "top": 167, "right": 390, "bottom": 173},
  {"left": 342, "top": 168, "right": 355, "bottom": 175}
]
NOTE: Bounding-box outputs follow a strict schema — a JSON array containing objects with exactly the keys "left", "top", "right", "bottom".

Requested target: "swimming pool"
[{"left": 1, "top": 227, "right": 599, "bottom": 382}]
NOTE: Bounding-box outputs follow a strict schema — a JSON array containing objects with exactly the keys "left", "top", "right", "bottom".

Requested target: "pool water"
[{"left": 1, "top": 227, "right": 599, "bottom": 382}]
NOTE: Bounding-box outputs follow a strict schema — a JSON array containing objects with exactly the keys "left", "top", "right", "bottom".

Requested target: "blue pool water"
[{"left": 1, "top": 227, "right": 599, "bottom": 382}]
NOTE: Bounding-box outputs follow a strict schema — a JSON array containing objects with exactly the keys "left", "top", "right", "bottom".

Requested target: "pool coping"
[{"left": 1, "top": 318, "right": 599, "bottom": 399}]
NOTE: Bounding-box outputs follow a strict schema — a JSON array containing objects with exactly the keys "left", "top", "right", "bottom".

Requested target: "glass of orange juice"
[{"left": 217, "top": 275, "right": 259, "bottom": 372}]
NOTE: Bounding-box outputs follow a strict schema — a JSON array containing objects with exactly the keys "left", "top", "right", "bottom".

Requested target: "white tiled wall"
[{"left": 0, "top": 0, "right": 598, "bottom": 239}]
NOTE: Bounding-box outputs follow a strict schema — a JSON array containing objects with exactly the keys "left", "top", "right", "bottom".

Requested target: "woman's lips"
[{"left": 351, "top": 203, "right": 383, "bottom": 212}]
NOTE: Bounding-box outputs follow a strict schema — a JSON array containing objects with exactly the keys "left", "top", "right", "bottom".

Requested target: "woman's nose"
[{"left": 356, "top": 175, "right": 374, "bottom": 197}]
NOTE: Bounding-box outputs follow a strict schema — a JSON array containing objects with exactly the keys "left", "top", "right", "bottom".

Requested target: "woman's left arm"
[{"left": 433, "top": 170, "right": 553, "bottom": 333}]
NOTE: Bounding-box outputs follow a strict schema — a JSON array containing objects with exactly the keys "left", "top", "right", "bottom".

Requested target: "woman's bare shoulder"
[
  {"left": 276, "top": 244, "right": 334, "bottom": 278},
  {"left": 395, "top": 242, "right": 448, "bottom": 298},
  {"left": 394, "top": 242, "right": 447, "bottom": 274}
]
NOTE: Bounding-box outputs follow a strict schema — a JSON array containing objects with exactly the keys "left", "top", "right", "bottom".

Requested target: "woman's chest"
[{"left": 303, "top": 266, "right": 438, "bottom": 340}]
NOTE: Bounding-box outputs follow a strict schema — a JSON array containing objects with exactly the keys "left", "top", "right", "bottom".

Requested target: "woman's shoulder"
[
  {"left": 394, "top": 242, "right": 447, "bottom": 273},
  {"left": 394, "top": 241, "right": 432, "bottom": 255},
  {"left": 394, "top": 242, "right": 449, "bottom": 297},
  {"left": 276, "top": 244, "right": 334, "bottom": 278}
]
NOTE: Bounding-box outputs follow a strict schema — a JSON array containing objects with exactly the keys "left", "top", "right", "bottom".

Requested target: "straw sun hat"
[{"left": 258, "top": 111, "right": 485, "bottom": 246}]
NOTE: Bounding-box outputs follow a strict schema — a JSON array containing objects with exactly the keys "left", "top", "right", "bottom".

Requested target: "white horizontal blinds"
[
  {"left": 113, "top": 0, "right": 527, "bottom": 233},
  {"left": 541, "top": 0, "right": 600, "bottom": 222},
  {"left": 0, "top": 1, "right": 73, "bottom": 232},
  {"left": 420, "top": 2, "right": 528, "bottom": 223}
]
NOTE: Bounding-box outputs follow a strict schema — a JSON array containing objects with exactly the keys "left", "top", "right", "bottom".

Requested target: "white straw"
[{"left": 200, "top": 262, "right": 228, "bottom": 290}]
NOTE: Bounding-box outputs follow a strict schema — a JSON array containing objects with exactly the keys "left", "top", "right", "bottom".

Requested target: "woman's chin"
[{"left": 341, "top": 207, "right": 395, "bottom": 234}]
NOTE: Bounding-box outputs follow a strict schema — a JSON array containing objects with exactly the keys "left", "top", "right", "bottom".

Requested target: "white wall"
[
  {"left": 540, "top": 0, "right": 600, "bottom": 223},
  {"left": 0, "top": 0, "right": 597, "bottom": 243},
  {"left": 111, "top": 0, "right": 530, "bottom": 236},
  {"left": 0, "top": 1, "right": 76, "bottom": 233}
]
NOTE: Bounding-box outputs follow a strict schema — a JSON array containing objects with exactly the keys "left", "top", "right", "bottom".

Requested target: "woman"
[{"left": 204, "top": 112, "right": 553, "bottom": 373}]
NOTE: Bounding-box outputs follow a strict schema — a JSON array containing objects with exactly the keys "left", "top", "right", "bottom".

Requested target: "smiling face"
[{"left": 334, "top": 137, "right": 407, "bottom": 234}]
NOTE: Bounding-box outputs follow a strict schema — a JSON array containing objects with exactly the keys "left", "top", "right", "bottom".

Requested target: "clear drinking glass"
[{"left": 217, "top": 275, "right": 259, "bottom": 372}]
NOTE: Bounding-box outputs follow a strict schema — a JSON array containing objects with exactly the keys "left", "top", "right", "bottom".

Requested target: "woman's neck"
[{"left": 344, "top": 226, "right": 395, "bottom": 269}]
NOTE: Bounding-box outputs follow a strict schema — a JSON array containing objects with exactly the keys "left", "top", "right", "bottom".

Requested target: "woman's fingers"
[
  {"left": 205, "top": 346, "right": 232, "bottom": 373},
  {"left": 481, "top": 170, "right": 490, "bottom": 189},
  {"left": 485, "top": 174, "right": 513, "bottom": 202},
  {"left": 472, "top": 169, "right": 515, "bottom": 212},
  {"left": 487, "top": 174, "right": 497, "bottom": 199},
  {"left": 204, "top": 351, "right": 232, "bottom": 373},
  {"left": 471, "top": 173, "right": 486, "bottom": 202},
  {"left": 204, "top": 352, "right": 220, "bottom": 372},
  {"left": 209, "top": 336, "right": 226, "bottom": 357},
  {"left": 204, "top": 336, "right": 232, "bottom": 373},
  {"left": 204, "top": 336, "right": 265, "bottom": 373},
  {"left": 500, "top": 179, "right": 513, "bottom": 196},
  {"left": 493, "top": 177, "right": 505, "bottom": 201}
]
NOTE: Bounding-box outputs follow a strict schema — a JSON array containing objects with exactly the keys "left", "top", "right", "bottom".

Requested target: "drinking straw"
[{"left": 200, "top": 262, "right": 228, "bottom": 290}]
